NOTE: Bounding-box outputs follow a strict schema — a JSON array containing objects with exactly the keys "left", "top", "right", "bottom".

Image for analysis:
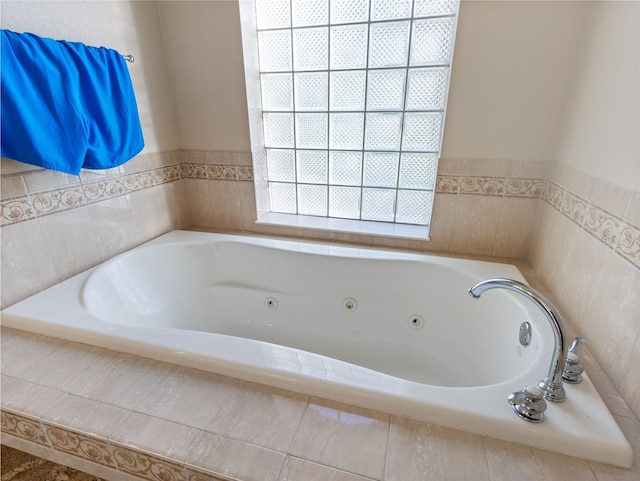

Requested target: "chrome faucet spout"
[{"left": 469, "top": 278, "right": 567, "bottom": 403}]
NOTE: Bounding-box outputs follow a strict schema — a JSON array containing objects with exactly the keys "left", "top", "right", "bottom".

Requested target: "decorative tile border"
[
  {"left": 436, "top": 175, "right": 545, "bottom": 198},
  {"left": 543, "top": 180, "right": 640, "bottom": 270},
  {"left": 561, "top": 190, "right": 589, "bottom": 227},
  {"left": 0, "top": 197, "right": 37, "bottom": 225},
  {"left": 1, "top": 411, "right": 49, "bottom": 446},
  {"left": 183, "top": 163, "right": 253, "bottom": 182},
  {"left": 0, "top": 163, "right": 183, "bottom": 227},
  {"left": 46, "top": 425, "right": 116, "bottom": 468},
  {"left": 505, "top": 178, "right": 546, "bottom": 198},
  {"left": 1, "top": 408, "right": 228, "bottom": 481},
  {"left": 112, "top": 447, "right": 187, "bottom": 481},
  {"left": 0, "top": 159, "right": 254, "bottom": 227},
  {"left": 4, "top": 150, "right": 543, "bottom": 228},
  {"left": 6, "top": 151, "right": 635, "bottom": 270},
  {"left": 618, "top": 223, "right": 640, "bottom": 267}
]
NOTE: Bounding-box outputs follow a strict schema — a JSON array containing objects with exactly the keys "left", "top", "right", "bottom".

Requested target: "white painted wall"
[
  {"left": 158, "top": 0, "right": 251, "bottom": 151},
  {"left": 0, "top": 0, "right": 180, "bottom": 155},
  {"left": 553, "top": 1, "right": 640, "bottom": 191},
  {"left": 443, "top": 0, "right": 588, "bottom": 162}
]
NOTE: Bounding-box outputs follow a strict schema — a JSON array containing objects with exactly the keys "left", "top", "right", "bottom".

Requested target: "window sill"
[{"left": 256, "top": 213, "right": 430, "bottom": 241}]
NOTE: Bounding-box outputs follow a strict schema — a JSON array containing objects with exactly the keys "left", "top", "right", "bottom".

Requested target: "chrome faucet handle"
[
  {"left": 508, "top": 385, "right": 547, "bottom": 423},
  {"left": 562, "top": 337, "right": 586, "bottom": 384}
]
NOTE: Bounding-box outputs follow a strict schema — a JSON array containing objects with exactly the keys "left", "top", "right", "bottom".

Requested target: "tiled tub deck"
[{"left": 1, "top": 264, "right": 638, "bottom": 481}]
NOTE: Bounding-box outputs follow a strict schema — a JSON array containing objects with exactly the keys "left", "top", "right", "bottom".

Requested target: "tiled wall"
[
  {"left": 183, "top": 151, "right": 548, "bottom": 259},
  {"left": 0, "top": 153, "right": 187, "bottom": 309},
  {"left": 531, "top": 164, "right": 640, "bottom": 419}
]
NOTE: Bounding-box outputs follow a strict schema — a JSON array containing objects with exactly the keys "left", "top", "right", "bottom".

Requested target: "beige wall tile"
[
  {"left": 206, "top": 151, "right": 253, "bottom": 166},
  {"left": 210, "top": 180, "right": 243, "bottom": 230},
  {"left": 579, "top": 346, "right": 636, "bottom": 419},
  {"left": 559, "top": 165, "right": 596, "bottom": 199},
  {"left": 238, "top": 180, "right": 260, "bottom": 231},
  {"left": 589, "top": 415, "right": 640, "bottom": 481},
  {"left": 0, "top": 329, "right": 67, "bottom": 379},
  {"left": 186, "top": 430, "right": 285, "bottom": 481},
  {"left": 22, "top": 169, "right": 80, "bottom": 194},
  {"left": 529, "top": 203, "right": 581, "bottom": 300},
  {"left": 1, "top": 175, "right": 28, "bottom": 200},
  {"left": 109, "top": 411, "right": 200, "bottom": 462},
  {"left": 0, "top": 376, "right": 67, "bottom": 417},
  {"left": 119, "top": 153, "right": 155, "bottom": 174},
  {"left": 492, "top": 197, "right": 538, "bottom": 258},
  {"left": 206, "top": 381, "right": 309, "bottom": 452},
  {"left": 171, "top": 179, "right": 190, "bottom": 230},
  {"left": 386, "top": 416, "right": 490, "bottom": 481},
  {"left": 449, "top": 195, "right": 503, "bottom": 256},
  {"left": 132, "top": 365, "right": 242, "bottom": 428},
  {"left": 127, "top": 183, "right": 182, "bottom": 243},
  {"left": 18, "top": 342, "right": 120, "bottom": 392},
  {"left": 528, "top": 202, "right": 554, "bottom": 278},
  {"left": 437, "top": 158, "right": 463, "bottom": 175},
  {"left": 149, "top": 151, "right": 180, "bottom": 168},
  {"left": 570, "top": 248, "right": 639, "bottom": 402},
  {"left": 0, "top": 220, "right": 59, "bottom": 308},
  {"left": 508, "top": 160, "right": 549, "bottom": 179},
  {"left": 621, "top": 332, "right": 640, "bottom": 417},
  {"left": 329, "top": 231, "right": 375, "bottom": 248},
  {"left": 484, "top": 437, "right": 598, "bottom": 481},
  {"left": 65, "top": 353, "right": 171, "bottom": 410},
  {"left": 553, "top": 210, "right": 605, "bottom": 321},
  {"left": 289, "top": 398, "right": 389, "bottom": 479},
  {"left": 182, "top": 150, "right": 207, "bottom": 165},
  {"left": 1, "top": 158, "right": 41, "bottom": 175},
  {"left": 626, "top": 192, "right": 640, "bottom": 226},
  {"left": 163, "top": 181, "right": 189, "bottom": 231},
  {"left": 37, "top": 207, "right": 104, "bottom": 280},
  {"left": 183, "top": 178, "right": 215, "bottom": 228},
  {"left": 41, "top": 394, "right": 131, "bottom": 439},
  {"left": 427, "top": 193, "right": 456, "bottom": 252},
  {"left": 461, "top": 158, "right": 510, "bottom": 177},
  {"left": 87, "top": 196, "right": 139, "bottom": 260},
  {"left": 78, "top": 166, "right": 123, "bottom": 183},
  {"left": 590, "top": 178, "right": 634, "bottom": 219},
  {"left": 531, "top": 199, "right": 640, "bottom": 420}
]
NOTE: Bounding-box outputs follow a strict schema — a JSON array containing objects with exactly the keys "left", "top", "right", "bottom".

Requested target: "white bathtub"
[{"left": 1, "top": 230, "right": 632, "bottom": 467}]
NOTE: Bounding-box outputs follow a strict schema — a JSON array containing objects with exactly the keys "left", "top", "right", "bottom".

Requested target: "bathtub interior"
[{"left": 81, "top": 240, "right": 545, "bottom": 388}]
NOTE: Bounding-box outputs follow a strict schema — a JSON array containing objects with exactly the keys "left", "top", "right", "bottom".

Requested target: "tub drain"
[
  {"left": 265, "top": 297, "right": 279, "bottom": 311},
  {"left": 343, "top": 297, "right": 358, "bottom": 312},
  {"left": 408, "top": 314, "right": 425, "bottom": 329}
]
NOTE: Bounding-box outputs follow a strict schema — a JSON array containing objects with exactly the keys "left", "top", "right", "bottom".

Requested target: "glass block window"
[{"left": 247, "top": 0, "right": 459, "bottom": 229}]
